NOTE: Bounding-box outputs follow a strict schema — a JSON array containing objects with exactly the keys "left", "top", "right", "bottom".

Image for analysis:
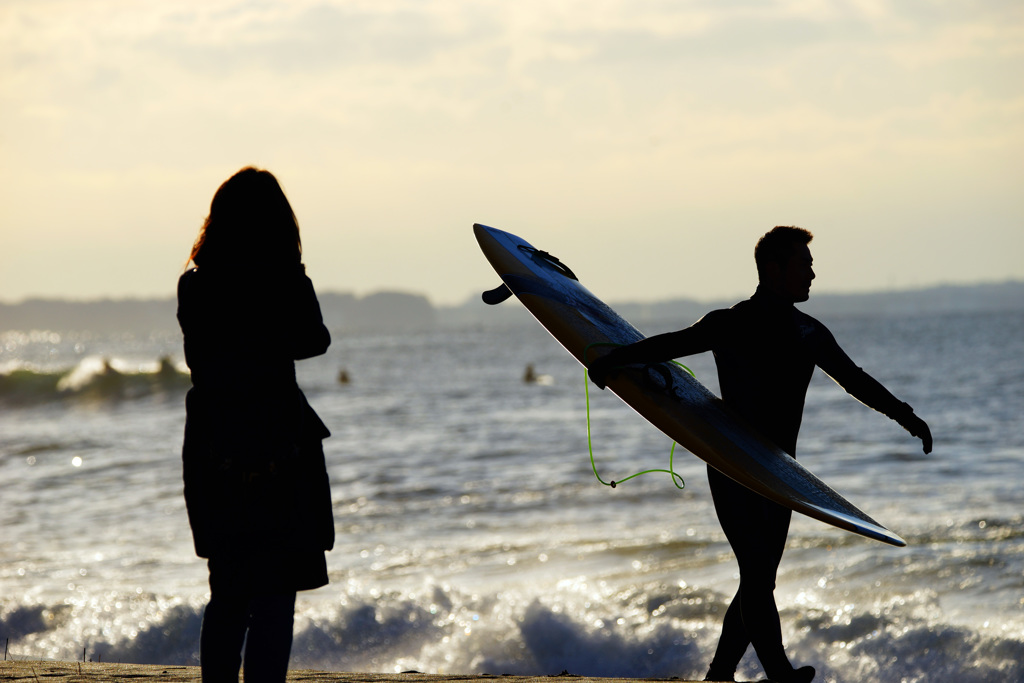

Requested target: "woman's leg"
[
  {"left": 200, "top": 590, "right": 249, "bottom": 683},
  {"left": 242, "top": 592, "right": 296, "bottom": 683}
]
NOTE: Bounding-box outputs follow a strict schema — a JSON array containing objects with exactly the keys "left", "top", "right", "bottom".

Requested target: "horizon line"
[{"left": 2, "top": 278, "right": 1023, "bottom": 308}]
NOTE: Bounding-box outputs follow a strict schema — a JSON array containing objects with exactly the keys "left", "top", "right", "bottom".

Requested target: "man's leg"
[
  {"left": 706, "top": 466, "right": 797, "bottom": 680},
  {"left": 705, "top": 587, "right": 747, "bottom": 680}
]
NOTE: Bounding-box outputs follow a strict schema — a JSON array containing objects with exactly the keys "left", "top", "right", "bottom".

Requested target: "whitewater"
[{"left": 1, "top": 309, "right": 1022, "bottom": 682}]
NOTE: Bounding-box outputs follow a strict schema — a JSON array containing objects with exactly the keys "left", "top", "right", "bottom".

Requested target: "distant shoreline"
[
  {"left": 1, "top": 280, "right": 1022, "bottom": 334},
  {"left": 0, "top": 661, "right": 697, "bottom": 683}
]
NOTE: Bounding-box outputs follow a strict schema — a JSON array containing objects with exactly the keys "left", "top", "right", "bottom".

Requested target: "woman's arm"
[{"left": 290, "top": 269, "right": 331, "bottom": 360}]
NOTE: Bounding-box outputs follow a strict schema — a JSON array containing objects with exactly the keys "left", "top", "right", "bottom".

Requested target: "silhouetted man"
[{"left": 588, "top": 226, "right": 931, "bottom": 683}]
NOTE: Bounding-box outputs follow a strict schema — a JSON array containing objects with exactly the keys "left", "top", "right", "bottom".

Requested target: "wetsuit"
[{"left": 590, "top": 286, "right": 917, "bottom": 679}]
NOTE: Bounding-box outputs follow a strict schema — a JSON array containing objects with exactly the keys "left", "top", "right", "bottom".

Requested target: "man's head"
[{"left": 755, "top": 226, "right": 815, "bottom": 302}]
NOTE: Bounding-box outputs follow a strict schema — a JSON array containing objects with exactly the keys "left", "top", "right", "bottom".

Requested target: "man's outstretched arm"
[{"left": 817, "top": 330, "right": 933, "bottom": 454}]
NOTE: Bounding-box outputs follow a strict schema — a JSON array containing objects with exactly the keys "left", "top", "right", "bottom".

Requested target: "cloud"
[
  {"left": 7, "top": 1, "right": 1020, "bottom": 135},
  {"left": 1, "top": 0, "right": 1021, "bottom": 302}
]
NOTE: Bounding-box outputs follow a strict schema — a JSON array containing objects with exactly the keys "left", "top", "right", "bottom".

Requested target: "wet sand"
[{"left": 0, "top": 661, "right": 702, "bottom": 682}]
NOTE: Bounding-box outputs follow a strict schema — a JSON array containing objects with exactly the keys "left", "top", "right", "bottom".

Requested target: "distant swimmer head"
[
  {"left": 187, "top": 167, "right": 302, "bottom": 272},
  {"left": 755, "top": 226, "right": 815, "bottom": 303}
]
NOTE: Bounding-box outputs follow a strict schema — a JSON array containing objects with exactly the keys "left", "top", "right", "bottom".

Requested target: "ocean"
[{"left": 1, "top": 309, "right": 1022, "bottom": 682}]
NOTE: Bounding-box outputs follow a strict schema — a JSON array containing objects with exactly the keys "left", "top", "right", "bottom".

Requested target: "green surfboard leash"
[{"left": 582, "top": 341, "right": 692, "bottom": 490}]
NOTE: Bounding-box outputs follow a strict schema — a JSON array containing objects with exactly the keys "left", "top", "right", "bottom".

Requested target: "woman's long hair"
[{"left": 188, "top": 167, "right": 302, "bottom": 270}]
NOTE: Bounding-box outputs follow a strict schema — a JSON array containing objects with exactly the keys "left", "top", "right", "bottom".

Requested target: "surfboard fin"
[{"left": 482, "top": 283, "right": 514, "bottom": 305}]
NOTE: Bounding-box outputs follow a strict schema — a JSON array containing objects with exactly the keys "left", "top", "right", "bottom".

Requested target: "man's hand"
[
  {"left": 899, "top": 413, "right": 933, "bottom": 454},
  {"left": 587, "top": 354, "right": 617, "bottom": 390}
]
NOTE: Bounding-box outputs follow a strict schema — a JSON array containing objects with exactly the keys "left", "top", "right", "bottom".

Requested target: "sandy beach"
[{"left": 0, "top": 661, "right": 701, "bottom": 683}]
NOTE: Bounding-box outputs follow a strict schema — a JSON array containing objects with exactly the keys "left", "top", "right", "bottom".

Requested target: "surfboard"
[{"left": 474, "top": 223, "right": 906, "bottom": 547}]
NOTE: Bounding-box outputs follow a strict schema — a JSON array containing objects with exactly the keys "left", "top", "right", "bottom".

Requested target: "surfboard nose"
[{"left": 473, "top": 223, "right": 500, "bottom": 247}]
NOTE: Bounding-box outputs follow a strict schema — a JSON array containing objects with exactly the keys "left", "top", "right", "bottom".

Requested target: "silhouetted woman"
[{"left": 178, "top": 167, "right": 334, "bottom": 683}]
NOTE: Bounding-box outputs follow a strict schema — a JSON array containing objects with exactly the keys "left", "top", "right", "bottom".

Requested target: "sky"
[{"left": 1, "top": 0, "right": 1022, "bottom": 307}]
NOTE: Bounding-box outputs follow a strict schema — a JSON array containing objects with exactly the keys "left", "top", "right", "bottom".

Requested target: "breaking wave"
[
  {"left": 3, "top": 582, "right": 1021, "bottom": 682},
  {"left": 0, "top": 356, "right": 189, "bottom": 405}
]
